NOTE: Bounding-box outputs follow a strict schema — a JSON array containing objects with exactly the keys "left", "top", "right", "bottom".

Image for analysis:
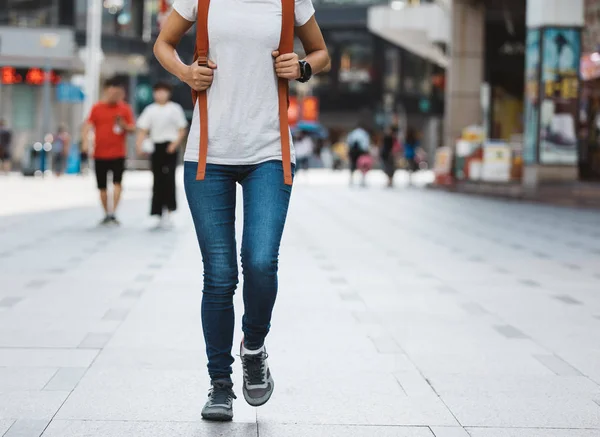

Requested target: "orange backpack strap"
[
  {"left": 278, "top": 0, "right": 295, "bottom": 186},
  {"left": 194, "top": 0, "right": 210, "bottom": 181},
  {"left": 193, "top": 0, "right": 294, "bottom": 184}
]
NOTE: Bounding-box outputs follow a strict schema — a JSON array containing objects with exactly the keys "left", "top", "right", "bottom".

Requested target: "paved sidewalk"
[{"left": 0, "top": 170, "right": 599, "bottom": 436}]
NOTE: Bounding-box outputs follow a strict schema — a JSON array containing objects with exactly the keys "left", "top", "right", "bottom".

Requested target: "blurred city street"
[{"left": 0, "top": 170, "right": 599, "bottom": 436}]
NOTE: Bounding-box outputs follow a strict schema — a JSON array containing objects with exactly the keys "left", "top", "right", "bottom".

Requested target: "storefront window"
[
  {"left": 338, "top": 38, "right": 373, "bottom": 92},
  {"left": 384, "top": 46, "right": 400, "bottom": 93},
  {"left": 75, "top": 0, "right": 143, "bottom": 37},
  {"left": 403, "top": 51, "right": 432, "bottom": 95},
  {"left": 12, "top": 86, "right": 35, "bottom": 131},
  {"left": 2, "top": 0, "right": 56, "bottom": 26}
]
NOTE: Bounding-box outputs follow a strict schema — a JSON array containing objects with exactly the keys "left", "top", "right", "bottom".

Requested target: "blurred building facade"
[
  {"left": 370, "top": 0, "right": 600, "bottom": 185},
  {"left": 0, "top": 0, "right": 153, "bottom": 163}
]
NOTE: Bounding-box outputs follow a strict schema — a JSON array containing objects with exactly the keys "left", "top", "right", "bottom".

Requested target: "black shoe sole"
[{"left": 201, "top": 412, "right": 233, "bottom": 422}]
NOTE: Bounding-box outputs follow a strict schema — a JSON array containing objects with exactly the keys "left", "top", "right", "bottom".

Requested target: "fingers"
[
  {"left": 275, "top": 53, "right": 297, "bottom": 63},
  {"left": 189, "top": 62, "right": 215, "bottom": 91}
]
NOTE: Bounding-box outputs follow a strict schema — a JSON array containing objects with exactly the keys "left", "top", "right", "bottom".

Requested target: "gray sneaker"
[
  {"left": 240, "top": 341, "right": 274, "bottom": 407},
  {"left": 201, "top": 380, "right": 236, "bottom": 421}
]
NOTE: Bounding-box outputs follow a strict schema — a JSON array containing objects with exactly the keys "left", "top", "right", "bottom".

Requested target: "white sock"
[{"left": 241, "top": 341, "right": 265, "bottom": 355}]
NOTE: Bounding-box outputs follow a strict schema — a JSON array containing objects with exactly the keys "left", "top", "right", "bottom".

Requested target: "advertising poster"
[
  {"left": 524, "top": 29, "right": 541, "bottom": 165},
  {"left": 539, "top": 28, "right": 581, "bottom": 164}
]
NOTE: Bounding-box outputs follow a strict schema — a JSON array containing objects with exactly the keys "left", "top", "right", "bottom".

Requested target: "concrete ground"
[{"left": 0, "top": 169, "right": 599, "bottom": 437}]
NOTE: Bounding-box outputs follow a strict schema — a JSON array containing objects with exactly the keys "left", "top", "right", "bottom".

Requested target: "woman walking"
[
  {"left": 52, "top": 124, "right": 71, "bottom": 177},
  {"left": 380, "top": 125, "right": 399, "bottom": 188},
  {"left": 154, "top": 0, "right": 329, "bottom": 421},
  {"left": 404, "top": 126, "right": 420, "bottom": 185},
  {"left": 136, "top": 82, "right": 188, "bottom": 228}
]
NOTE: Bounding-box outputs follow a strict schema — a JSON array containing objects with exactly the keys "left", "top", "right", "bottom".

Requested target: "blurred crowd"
[{"left": 292, "top": 122, "right": 428, "bottom": 187}]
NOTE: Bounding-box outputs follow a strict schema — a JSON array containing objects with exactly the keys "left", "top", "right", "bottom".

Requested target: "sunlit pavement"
[{"left": 0, "top": 170, "right": 599, "bottom": 437}]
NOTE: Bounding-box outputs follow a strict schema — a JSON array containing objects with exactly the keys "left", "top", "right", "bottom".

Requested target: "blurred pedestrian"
[
  {"left": 404, "top": 126, "right": 419, "bottom": 185},
  {"left": 52, "top": 124, "right": 71, "bottom": 177},
  {"left": 347, "top": 123, "right": 370, "bottom": 186},
  {"left": 82, "top": 77, "right": 135, "bottom": 226},
  {"left": 136, "top": 82, "right": 188, "bottom": 229},
  {"left": 294, "top": 130, "right": 313, "bottom": 172},
  {"left": 331, "top": 130, "right": 347, "bottom": 170},
  {"left": 380, "top": 125, "right": 400, "bottom": 188},
  {"left": 0, "top": 118, "right": 12, "bottom": 174},
  {"left": 154, "top": 0, "right": 329, "bottom": 421}
]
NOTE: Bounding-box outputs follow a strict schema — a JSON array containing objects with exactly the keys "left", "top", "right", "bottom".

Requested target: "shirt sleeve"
[
  {"left": 87, "top": 105, "right": 97, "bottom": 126},
  {"left": 137, "top": 106, "right": 151, "bottom": 130},
  {"left": 174, "top": 104, "right": 188, "bottom": 129},
  {"left": 173, "top": 0, "right": 197, "bottom": 22},
  {"left": 124, "top": 104, "right": 135, "bottom": 126},
  {"left": 295, "top": 0, "right": 315, "bottom": 27}
]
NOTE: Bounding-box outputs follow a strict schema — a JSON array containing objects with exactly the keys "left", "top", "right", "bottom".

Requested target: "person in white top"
[
  {"left": 294, "top": 130, "right": 314, "bottom": 171},
  {"left": 154, "top": 0, "right": 329, "bottom": 421},
  {"left": 347, "top": 124, "right": 371, "bottom": 186},
  {"left": 136, "top": 82, "right": 188, "bottom": 227}
]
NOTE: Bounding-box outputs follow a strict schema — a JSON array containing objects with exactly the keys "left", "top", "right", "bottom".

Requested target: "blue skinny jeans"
[{"left": 184, "top": 160, "right": 293, "bottom": 381}]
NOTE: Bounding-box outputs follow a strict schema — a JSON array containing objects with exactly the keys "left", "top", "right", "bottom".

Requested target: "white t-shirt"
[
  {"left": 347, "top": 127, "right": 371, "bottom": 152},
  {"left": 137, "top": 101, "right": 188, "bottom": 143},
  {"left": 295, "top": 136, "right": 314, "bottom": 159},
  {"left": 173, "top": 0, "right": 315, "bottom": 165}
]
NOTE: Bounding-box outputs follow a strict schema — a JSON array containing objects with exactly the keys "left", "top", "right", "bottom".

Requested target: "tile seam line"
[
  {"left": 1, "top": 419, "right": 17, "bottom": 437},
  {"left": 39, "top": 275, "right": 148, "bottom": 436}
]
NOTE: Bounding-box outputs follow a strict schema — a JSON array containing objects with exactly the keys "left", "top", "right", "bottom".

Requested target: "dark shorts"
[
  {"left": 95, "top": 158, "right": 125, "bottom": 190},
  {"left": 0, "top": 146, "right": 10, "bottom": 161}
]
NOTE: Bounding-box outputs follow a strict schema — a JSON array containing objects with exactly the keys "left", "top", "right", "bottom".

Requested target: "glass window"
[
  {"left": 384, "top": 46, "right": 400, "bottom": 93},
  {"left": 12, "top": 86, "right": 35, "bottom": 130},
  {"left": 75, "top": 0, "right": 142, "bottom": 37},
  {"left": 403, "top": 51, "right": 432, "bottom": 95},
  {"left": 339, "top": 41, "right": 373, "bottom": 92},
  {"left": 4, "top": 0, "right": 56, "bottom": 26}
]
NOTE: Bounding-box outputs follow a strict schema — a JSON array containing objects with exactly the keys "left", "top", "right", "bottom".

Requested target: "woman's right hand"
[{"left": 183, "top": 60, "right": 217, "bottom": 92}]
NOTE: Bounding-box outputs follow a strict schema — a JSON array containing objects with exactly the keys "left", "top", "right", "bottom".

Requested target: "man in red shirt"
[{"left": 83, "top": 77, "right": 135, "bottom": 225}]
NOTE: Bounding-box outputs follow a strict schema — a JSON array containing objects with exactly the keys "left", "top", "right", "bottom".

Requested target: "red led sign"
[{"left": 1, "top": 67, "right": 61, "bottom": 85}]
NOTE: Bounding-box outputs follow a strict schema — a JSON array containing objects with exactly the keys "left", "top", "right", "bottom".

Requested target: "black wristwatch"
[{"left": 297, "top": 60, "right": 312, "bottom": 83}]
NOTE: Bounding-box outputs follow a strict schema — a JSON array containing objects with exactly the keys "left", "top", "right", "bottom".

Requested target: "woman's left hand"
[{"left": 272, "top": 51, "right": 300, "bottom": 80}]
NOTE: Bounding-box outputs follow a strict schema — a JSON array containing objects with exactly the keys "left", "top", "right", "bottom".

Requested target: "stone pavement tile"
[
  {"left": 466, "top": 429, "right": 600, "bottom": 437},
  {"left": 0, "top": 391, "right": 69, "bottom": 420},
  {"left": 533, "top": 354, "right": 584, "bottom": 376},
  {"left": 4, "top": 419, "right": 49, "bottom": 437},
  {"left": 121, "top": 288, "right": 145, "bottom": 298},
  {"left": 42, "top": 420, "right": 258, "bottom": 437},
  {"left": 258, "top": 424, "right": 434, "bottom": 437},
  {"left": 442, "top": 394, "right": 600, "bottom": 428},
  {"left": 0, "top": 368, "right": 57, "bottom": 391},
  {"left": 553, "top": 295, "right": 583, "bottom": 305},
  {"left": 43, "top": 368, "right": 88, "bottom": 391},
  {"left": 427, "top": 375, "right": 600, "bottom": 398},
  {"left": 493, "top": 325, "right": 529, "bottom": 339},
  {"left": 256, "top": 372, "right": 457, "bottom": 426},
  {"left": 0, "top": 330, "right": 86, "bottom": 349},
  {"left": 102, "top": 308, "right": 131, "bottom": 322},
  {"left": 430, "top": 428, "right": 470, "bottom": 437},
  {"left": 0, "top": 297, "right": 23, "bottom": 308},
  {"left": 54, "top": 368, "right": 256, "bottom": 423},
  {"left": 0, "top": 349, "right": 98, "bottom": 368},
  {"left": 407, "top": 350, "right": 553, "bottom": 377},
  {"left": 0, "top": 419, "right": 15, "bottom": 435},
  {"left": 92, "top": 348, "right": 205, "bottom": 370},
  {"left": 78, "top": 333, "right": 112, "bottom": 349}
]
